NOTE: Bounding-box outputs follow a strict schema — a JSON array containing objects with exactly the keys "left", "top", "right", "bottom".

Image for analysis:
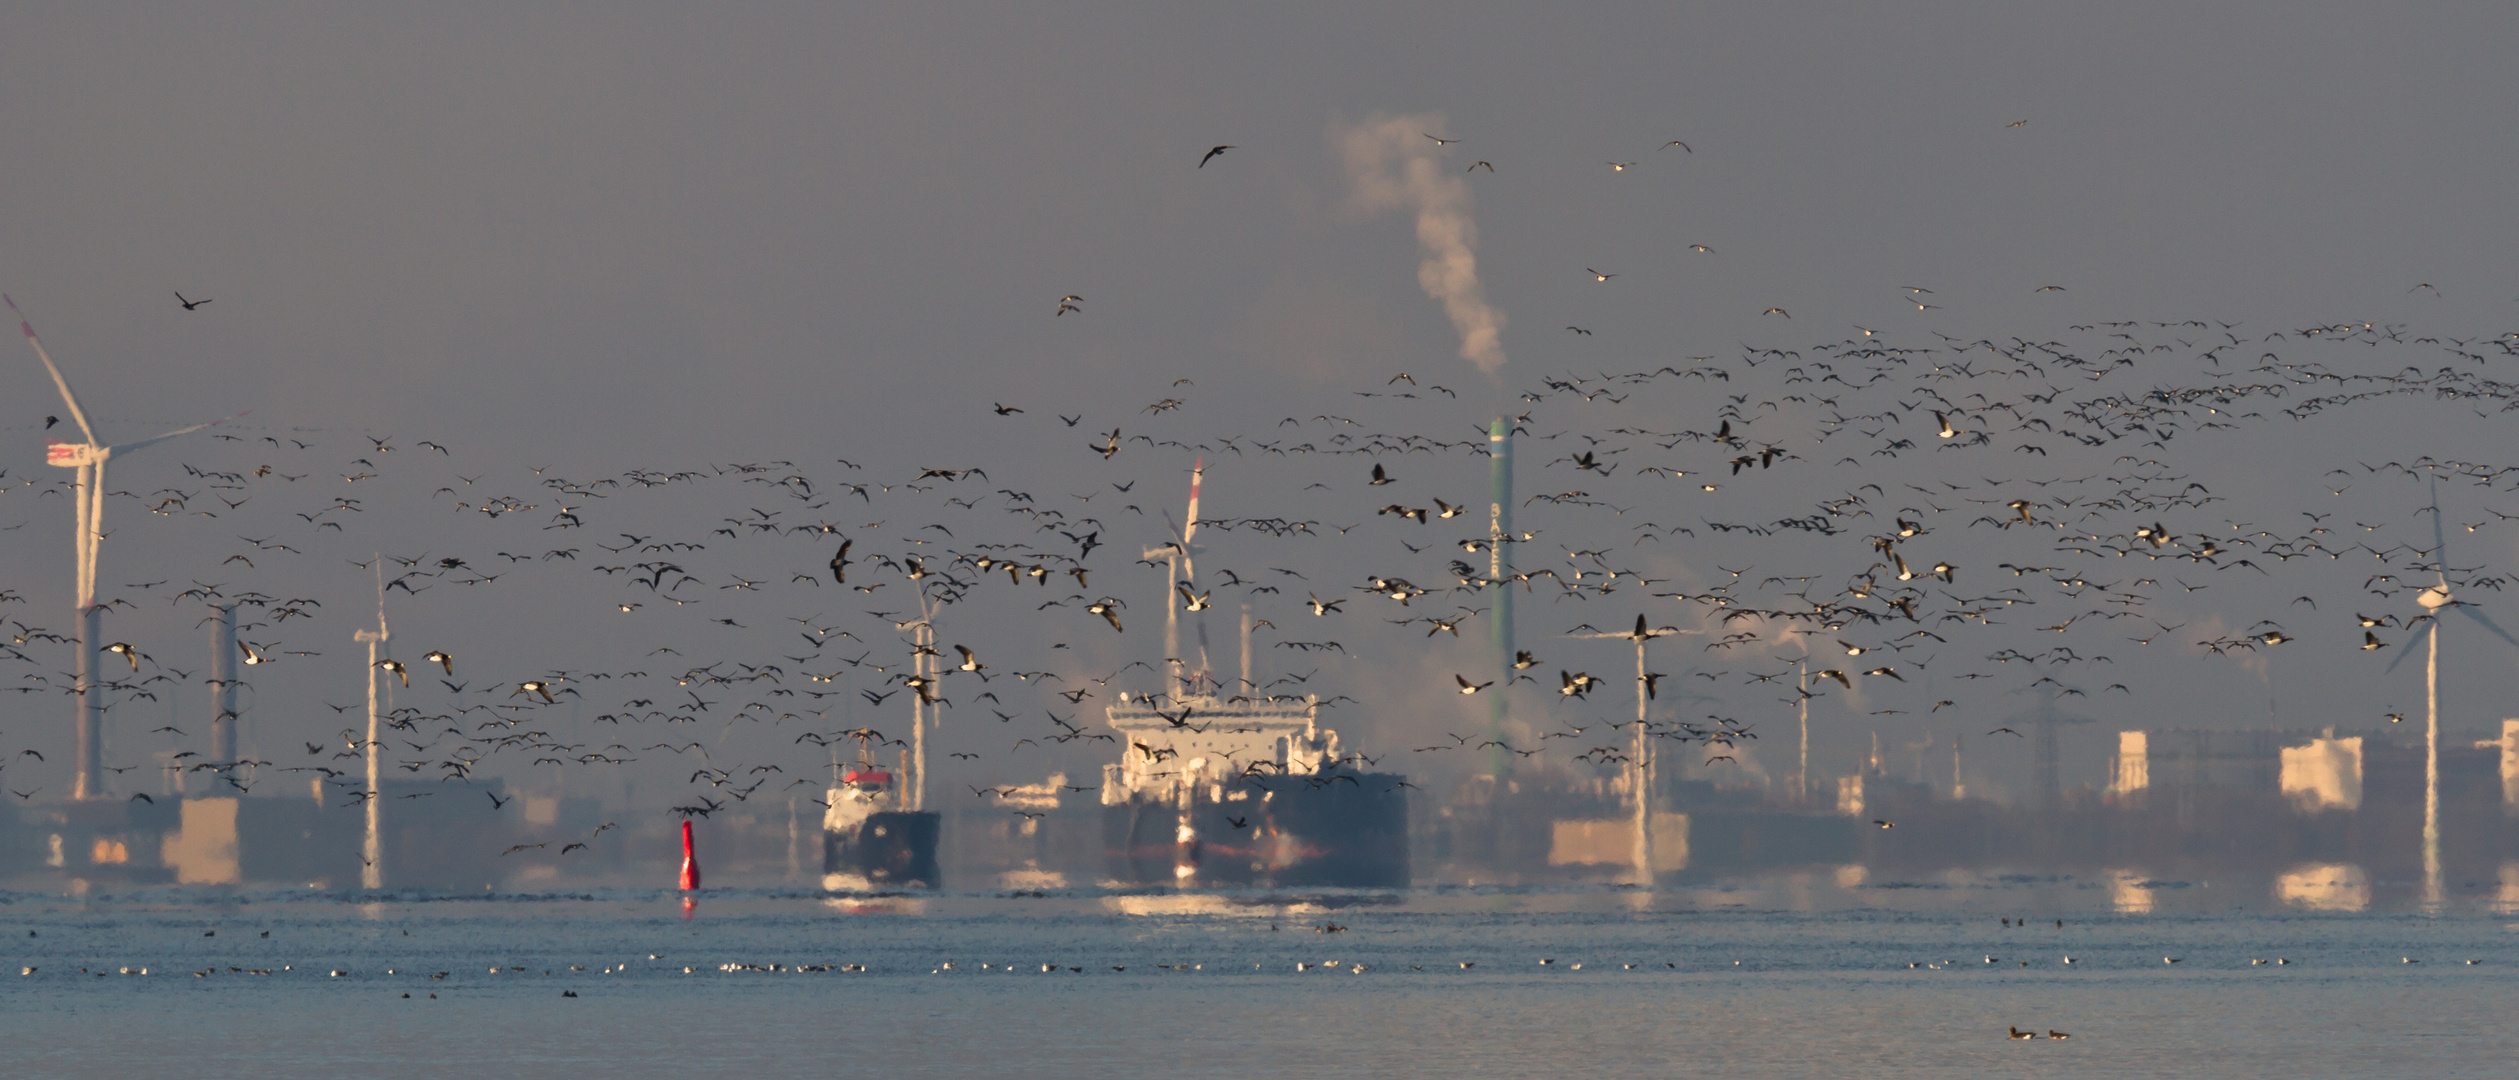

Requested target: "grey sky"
[{"left": 4, "top": 5, "right": 2518, "bottom": 803}]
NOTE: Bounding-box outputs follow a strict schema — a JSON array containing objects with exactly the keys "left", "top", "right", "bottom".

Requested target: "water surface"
[{"left": 5, "top": 881, "right": 2513, "bottom": 1078}]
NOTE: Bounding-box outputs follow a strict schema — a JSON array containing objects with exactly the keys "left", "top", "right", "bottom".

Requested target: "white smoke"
[{"left": 1335, "top": 113, "right": 1507, "bottom": 374}]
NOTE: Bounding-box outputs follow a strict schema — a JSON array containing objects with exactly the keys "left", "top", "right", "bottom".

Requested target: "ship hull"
[
  {"left": 1102, "top": 774, "right": 1409, "bottom": 888},
  {"left": 823, "top": 810, "right": 940, "bottom": 889}
]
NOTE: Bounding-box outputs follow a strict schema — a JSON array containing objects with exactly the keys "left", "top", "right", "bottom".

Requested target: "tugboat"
[
  {"left": 822, "top": 755, "right": 940, "bottom": 890},
  {"left": 824, "top": 590, "right": 947, "bottom": 892}
]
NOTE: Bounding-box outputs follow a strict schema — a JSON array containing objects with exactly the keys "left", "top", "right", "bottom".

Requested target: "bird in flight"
[
  {"left": 1088, "top": 599, "right": 1124, "bottom": 633},
  {"left": 1659, "top": 141, "right": 1691, "bottom": 153},
  {"left": 1198, "top": 145, "right": 1236, "bottom": 168},
  {"left": 175, "top": 292, "right": 211, "bottom": 311},
  {"left": 1606, "top": 162, "right": 1635, "bottom": 171},
  {"left": 1762, "top": 307, "right": 1791, "bottom": 318},
  {"left": 1466, "top": 161, "right": 1493, "bottom": 172},
  {"left": 1586, "top": 269, "right": 1617, "bottom": 282},
  {"left": 1424, "top": 133, "right": 1460, "bottom": 146}
]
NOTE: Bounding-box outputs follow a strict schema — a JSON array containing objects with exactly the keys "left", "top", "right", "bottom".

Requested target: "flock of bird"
[{"left": 4, "top": 139, "right": 2518, "bottom": 855}]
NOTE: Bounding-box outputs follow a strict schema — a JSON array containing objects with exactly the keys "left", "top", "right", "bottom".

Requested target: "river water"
[{"left": 5, "top": 878, "right": 2515, "bottom": 1078}]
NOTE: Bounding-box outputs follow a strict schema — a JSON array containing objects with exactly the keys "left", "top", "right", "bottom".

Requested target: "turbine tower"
[
  {"left": 12, "top": 295, "right": 234, "bottom": 800},
  {"left": 355, "top": 563, "right": 390, "bottom": 889},
  {"left": 2382, "top": 477, "right": 2519, "bottom": 906},
  {"left": 207, "top": 602, "right": 239, "bottom": 764}
]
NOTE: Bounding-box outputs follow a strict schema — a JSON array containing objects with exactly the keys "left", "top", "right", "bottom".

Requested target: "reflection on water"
[
  {"left": 819, "top": 895, "right": 927, "bottom": 916},
  {"left": 1101, "top": 892, "right": 1248, "bottom": 917},
  {"left": 2108, "top": 869, "right": 2154, "bottom": 914},
  {"left": 2275, "top": 863, "right": 2371, "bottom": 912},
  {"left": 997, "top": 869, "right": 1068, "bottom": 891}
]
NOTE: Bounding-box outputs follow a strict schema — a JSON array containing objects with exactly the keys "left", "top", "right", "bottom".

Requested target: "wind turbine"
[
  {"left": 2381, "top": 477, "right": 2519, "bottom": 906},
  {"left": 11, "top": 295, "right": 238, "bottom": 800},
  {"left": 1141, "top": 458, "right": 1209, "bottom": 695},
  {"left": 1570, "top": 614, "right": 1700, "bottom": 886}
]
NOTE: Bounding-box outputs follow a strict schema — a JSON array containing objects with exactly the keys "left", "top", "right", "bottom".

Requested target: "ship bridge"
[{"left": 1102, "top": 693, "right": 1337, "bottom": 805}]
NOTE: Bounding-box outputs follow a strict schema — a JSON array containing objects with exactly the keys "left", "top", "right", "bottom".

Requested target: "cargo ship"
[
  {"left": 1100, "top": 692, "right": 1409, "bottom": 888},
  {"left": 1100, "top": 458, "right": 1409, "bottom": 888},
  {"left": 821, "top": 761, "right": 940, "bottom": 890}
]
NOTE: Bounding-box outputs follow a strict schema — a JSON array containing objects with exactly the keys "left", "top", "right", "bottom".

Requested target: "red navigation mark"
[{"left": 679, "top": 819, "right": 702, "bottom": 891}]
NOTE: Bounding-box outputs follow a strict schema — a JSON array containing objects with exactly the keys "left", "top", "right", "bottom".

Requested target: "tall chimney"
[{"left": 1486, "top": 418, "right": 1514, "bottom": 776}]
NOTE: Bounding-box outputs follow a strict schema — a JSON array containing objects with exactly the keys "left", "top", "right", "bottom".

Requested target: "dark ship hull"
[
  {"left": 823, "top": 809, "right": 940, "bottom": 890},
  {"left": 1102, "top": 773, "right": 1410, "bottom": 888}
]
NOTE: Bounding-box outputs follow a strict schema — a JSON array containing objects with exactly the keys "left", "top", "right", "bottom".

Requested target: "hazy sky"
[{"left": 5, "top": 4, "right": 2518, "bottom": 803}]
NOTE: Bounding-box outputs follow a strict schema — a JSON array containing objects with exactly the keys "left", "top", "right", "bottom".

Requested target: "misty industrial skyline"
[{"left": 5, "top": 5, "right": 2519, "bottom": 810}]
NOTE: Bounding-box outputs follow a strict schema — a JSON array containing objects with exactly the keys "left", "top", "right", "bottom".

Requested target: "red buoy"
[{"left": 678, "top": 819, "right": 702, "bottom": 891}]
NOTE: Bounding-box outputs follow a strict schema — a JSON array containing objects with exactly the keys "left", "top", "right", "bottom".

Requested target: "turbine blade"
[
  {"left": 5, "top": 294, "right": 100, "bottom": 446},
  {"left": 2431, "top": 476, "right": 2448, "bottom": 586},
  {"left": 110, "top": 410, "right": 251, "bottom": 456},
  {"left": 2383, "top": 623, "right": 2428, "bottom": 675},
  {"left": 2456, "top": 604, "right": 2519, "bottom": 651},
  {"left": 1182, "top": 458, "right": 1204, "bottom": 548}
]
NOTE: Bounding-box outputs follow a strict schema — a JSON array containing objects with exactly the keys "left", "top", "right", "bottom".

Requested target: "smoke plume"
[{"left": 1336, "top": 113, "right": 1507, "bottom": 374}]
